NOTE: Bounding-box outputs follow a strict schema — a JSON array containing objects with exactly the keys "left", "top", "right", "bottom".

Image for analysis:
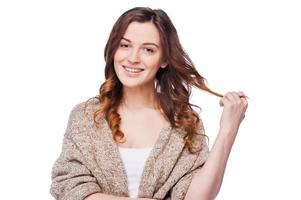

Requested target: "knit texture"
[{"left": 50, "top": 98, "right": 209, "bottom": 200}]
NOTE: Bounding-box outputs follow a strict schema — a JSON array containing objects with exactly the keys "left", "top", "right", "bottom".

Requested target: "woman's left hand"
[{"left": 219, "top": 91, "right": 248, "bottom": 136}]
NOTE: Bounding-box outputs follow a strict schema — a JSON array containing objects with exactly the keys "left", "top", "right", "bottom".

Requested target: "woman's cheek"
[
  {"left": 144, "top": 53, "right": 159, "bottom": 63},
  {"left": 114, "top": 49, "right": 127, "bottom": 61}
]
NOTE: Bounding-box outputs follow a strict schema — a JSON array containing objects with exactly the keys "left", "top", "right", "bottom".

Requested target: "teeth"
[{"left": 124, "top": 66, "right": 143, "bottom": 73}]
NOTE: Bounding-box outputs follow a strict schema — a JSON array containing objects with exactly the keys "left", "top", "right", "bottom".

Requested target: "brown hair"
[{"left": 86, "top": 7, "right": 222, "bottom": 153}]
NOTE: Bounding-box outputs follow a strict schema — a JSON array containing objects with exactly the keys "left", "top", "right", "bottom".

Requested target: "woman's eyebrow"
[{"left": 121, "top": 37, "right": 159, "bottom": 48}]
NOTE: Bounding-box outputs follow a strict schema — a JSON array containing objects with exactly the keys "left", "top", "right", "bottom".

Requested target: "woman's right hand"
[{"left": 219, "top": 91, "right": 248, "bottom": 136}]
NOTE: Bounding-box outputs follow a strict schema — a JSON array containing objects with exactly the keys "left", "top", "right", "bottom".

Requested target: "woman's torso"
[
  {"left": 117, "top": 106, "right": 170, "bottom": 148},
  {"left": 116, "top": 106, "right": 170, "bottom": 197}
]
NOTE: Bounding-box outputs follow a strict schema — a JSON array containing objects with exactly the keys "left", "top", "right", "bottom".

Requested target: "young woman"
[{"left": 50, "top": 7, "right": 248, "bottom": 200}]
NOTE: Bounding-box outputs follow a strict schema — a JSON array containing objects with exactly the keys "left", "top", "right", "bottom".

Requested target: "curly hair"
[{"left": 85, "top": 7, "right": 222, "bottom": 153}]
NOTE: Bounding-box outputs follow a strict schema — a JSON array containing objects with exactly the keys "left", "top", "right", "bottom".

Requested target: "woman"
[{"left": 50, "top": 7, "right": 248, "bottom": 200}]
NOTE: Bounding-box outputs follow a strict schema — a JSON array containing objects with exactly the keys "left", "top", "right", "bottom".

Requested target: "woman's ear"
[{"left": 160, "top": 63, "right": 168, "bottom": 69}]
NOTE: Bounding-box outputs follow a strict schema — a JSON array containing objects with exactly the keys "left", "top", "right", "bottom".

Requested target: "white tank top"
[{"left": 118, "top": 146, "right": 153, "bottom": 197}]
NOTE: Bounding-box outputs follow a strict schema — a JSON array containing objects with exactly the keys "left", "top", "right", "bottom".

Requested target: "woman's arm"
[
  {"left": 84, "top": 193, "right": 156, "bottom": 200},
  {"left": 185, "top": 91, "right": 248, "bottom": 200},
  {"left": 185, "top": 128, "right": 237, "bottom": 200}
]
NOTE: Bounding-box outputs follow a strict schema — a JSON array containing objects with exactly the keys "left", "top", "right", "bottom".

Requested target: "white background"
[{"left": 0, "top": 0, "right": 300, "bottom": 199}]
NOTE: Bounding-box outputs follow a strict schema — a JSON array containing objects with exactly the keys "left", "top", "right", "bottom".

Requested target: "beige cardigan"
[{"left": 50, "top": 99, "right": 209, "bottom": 200}]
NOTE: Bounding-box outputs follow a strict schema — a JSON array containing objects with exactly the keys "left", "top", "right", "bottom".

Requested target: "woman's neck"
[{"left": 121, "top": 85, "right": 160, "bottom": 111}]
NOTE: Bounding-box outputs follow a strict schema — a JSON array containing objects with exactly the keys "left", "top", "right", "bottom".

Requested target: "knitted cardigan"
[{"left": 50, "top": 99, "right": 209, "bottom": 200}]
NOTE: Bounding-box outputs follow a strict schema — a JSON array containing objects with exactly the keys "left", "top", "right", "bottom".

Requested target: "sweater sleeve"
[
  {"left": 50, "top": 103, "right": 102, "bottom": 200},
  {"left": 169, "top": 119, "right": 210, "bottom": 200},
  {"left": 169, "top": 166, "right": 203, "bottom": 200}
]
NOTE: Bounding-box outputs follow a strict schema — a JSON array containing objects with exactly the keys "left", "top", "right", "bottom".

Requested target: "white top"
[{"left": 118, "top": 146, "right": 153, "bottom": 197}]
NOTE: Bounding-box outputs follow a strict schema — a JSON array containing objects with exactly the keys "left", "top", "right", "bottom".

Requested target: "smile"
[{"left": 122, "top": 65, "right": 144, "bottom": 73}]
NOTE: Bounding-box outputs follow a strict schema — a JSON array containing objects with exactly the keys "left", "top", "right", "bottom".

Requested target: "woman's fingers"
[
  {"left": 237, "top": 91, "right": 249, "bottom": 109},
  {"left": 220, "top": 91, "right": 249, "bottom": 110},
  {"left": 220, "top": 91, "right": 239, "bottom": 106},
  {"left": 219, "top": 90, "right": 248, "bottom": 134},
  {"left": 219, "top": 93, "right": 231, "bottom": 107},
  {"left": 238, "top": 90, "right": 245, "bottom": 97},
  {"left": 224, "top": 91, "right": 248, "bottom": 104}
]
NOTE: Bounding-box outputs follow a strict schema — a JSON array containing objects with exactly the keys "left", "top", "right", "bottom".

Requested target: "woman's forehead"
[{"left": 122, "top": 22, "right": 161, "bottom": 46}]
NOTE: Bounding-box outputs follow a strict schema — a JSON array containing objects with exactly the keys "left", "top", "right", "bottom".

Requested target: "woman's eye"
[
  {"left": 120, "top": 44, "right": 129, "bottom": 48},
  {"left": 144, "top": 48, "right": 154, "bottom": 53}
]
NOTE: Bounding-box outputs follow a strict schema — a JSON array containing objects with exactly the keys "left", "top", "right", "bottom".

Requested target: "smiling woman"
[
  {"left": 50, "top": 6, "right": 248, "bottom": 200},
  {"left": 114, "top": 21, "right": 167, "bottom": 91}
]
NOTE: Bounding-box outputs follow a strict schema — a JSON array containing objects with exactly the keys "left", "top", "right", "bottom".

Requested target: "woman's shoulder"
[
  {"left": 64, "top": 97, "right": 102, "bottom": 137},
  {"left": 69, "top": 96, "right": 101, "bottom": 117}
]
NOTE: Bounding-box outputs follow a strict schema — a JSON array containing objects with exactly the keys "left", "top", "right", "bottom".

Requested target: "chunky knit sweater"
[{"left": 50, "top": 98, "right": 209, "bottom": 200}]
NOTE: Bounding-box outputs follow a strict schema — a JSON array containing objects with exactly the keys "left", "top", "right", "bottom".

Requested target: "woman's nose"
[{"left": 127, "top": 48, "right": 140, "bottom": 63}]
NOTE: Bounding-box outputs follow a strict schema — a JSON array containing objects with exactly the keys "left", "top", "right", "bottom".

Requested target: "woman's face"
[{"left": 114, "top": 21, "right": 166, "bottom": 89}]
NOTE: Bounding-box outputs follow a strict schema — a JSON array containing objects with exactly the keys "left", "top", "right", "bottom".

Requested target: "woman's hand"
[{"left": 219, "top": 91, "right": 248, "bottom": 136}]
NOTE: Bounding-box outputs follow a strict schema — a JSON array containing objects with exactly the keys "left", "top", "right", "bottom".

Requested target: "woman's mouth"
[{"left": 122, "top": 65, "right": 144, "bottom": 73}]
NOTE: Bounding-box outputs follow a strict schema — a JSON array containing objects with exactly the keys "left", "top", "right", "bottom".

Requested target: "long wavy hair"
[{"left": 85, "top": 7, "right": 222, "bottom": 153}]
